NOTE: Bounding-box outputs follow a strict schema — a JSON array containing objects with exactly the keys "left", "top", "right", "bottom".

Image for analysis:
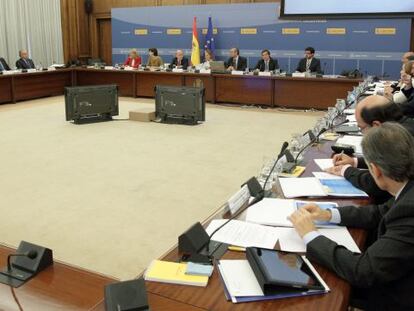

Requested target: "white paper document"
[
  {"left": 205, "top": 219, "right": 278, "bottom": 249},
  {"left": 314, "top": 159, "right": 334, "bottom": 171},
  {"left": 275, "top": 227, "right": 361, "bottom": 253},
  {"left": 312, "top": 172, "right": 344, "bottom": 180},
  {"left": 218, "top": 260, "right": 264, "bottom": 297},
  {"left": 279, "top": 177, "right": 327, "bottom": 198},
  {"left": 246, "top": 198, "right": 296, "bottom": 227},
  {"left": 246, "top": 198, "right": 339, "bottom": 228}
]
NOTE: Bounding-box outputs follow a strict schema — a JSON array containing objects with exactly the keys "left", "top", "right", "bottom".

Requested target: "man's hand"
[
  {"left": 332, "top": 153, "right": 355, "bottom": 166},
  {"left": 325, "top": 165, "right": 343, "bottom": 176},
  {"left": 288, "top": 208, "right": 317, "bottom": 238},
  {"left": 299, "top": 203, "right": 332, "bottom": 222}
]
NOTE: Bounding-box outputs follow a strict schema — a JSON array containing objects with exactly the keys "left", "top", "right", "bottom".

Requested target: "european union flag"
[{"left": 204, "top": 16, "right": 215, "bottom": 56}]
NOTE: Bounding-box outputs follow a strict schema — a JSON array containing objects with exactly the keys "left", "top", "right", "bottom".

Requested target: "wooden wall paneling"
[{"left": 77, "top": 0, "right": 91, "bottom": 58}]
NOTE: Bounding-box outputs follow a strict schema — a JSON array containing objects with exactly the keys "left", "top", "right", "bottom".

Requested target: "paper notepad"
[
  {"left": 144, "top": 260, "right": 209, "bottom": 287},
  {"left": 279, "top": 177, "right": 368, "bottom": 198},
  {"left": 336, "top": 135, "right": 363, "bottom": 154},
  {"left": 246, "top": 198, "right": 338, "bottom": 228}
]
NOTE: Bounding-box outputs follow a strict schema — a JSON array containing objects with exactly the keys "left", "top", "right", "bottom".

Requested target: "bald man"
[
  {"left": 16, "top": 49, "right": 35, "bottom": 69},
  {"left": 225, "top": 48, "right": 247, "bottom": 71},
  {"left": 171, "top": 50, "right": 189, "bottom": 70},
  {"left": 326, "top": 95, "right": 414, "bottom": 203}
]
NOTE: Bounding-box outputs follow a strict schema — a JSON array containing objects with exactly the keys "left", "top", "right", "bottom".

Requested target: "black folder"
[{"left": 246, "top": 247, "right": 325, "bottom": 295}]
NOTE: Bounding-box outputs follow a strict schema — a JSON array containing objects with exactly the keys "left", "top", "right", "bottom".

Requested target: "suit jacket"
[
  {"left": 16, "top": 58, "right": 35, "bottom": 69},
  {"left": 307, "top": 180, "right": 414, "bottom": 311},
  {"left": 123, "top": 56, "right": 141, "bottom": 68},
  {"left": 225, "top": 56, "right": 247, "bottom": 71},
  {"left": 344, "top": 117, "right": 414, "bottom": 204},
  {"left": 0, "top": 57, "right": 11, "bottom": 71},
  {"left": 254, "top": 58, "right": 279, "bottom": 72},
  {"left": 171, "top": 57, "right": 189, "bottom": 70},
  {"left": 296, "top": 57, "right": 321, "bottom": 73}
]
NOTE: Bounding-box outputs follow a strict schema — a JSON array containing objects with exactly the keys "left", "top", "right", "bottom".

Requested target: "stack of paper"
[
  {"left": 245, "top": 198, "right": 338, "bottom": 228},
  {"left": 217, "top": 259, "right": 330, "bottom": 303},
  {"left": 144, "top": 260, "right": 209, "bottom": 287},
  {"left": 205, "top": 219, "right": 279, "bottom": 249},
  {"left": 279, "top": 177, "right": 368, "bottom": 198}
]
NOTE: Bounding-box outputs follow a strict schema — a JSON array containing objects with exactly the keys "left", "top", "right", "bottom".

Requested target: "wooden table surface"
[
  {"left": 0, "top": 68, "right": 361, "bottom": 109},
  {"left": 140, "top": 139, "right": 369, "bottom": 311}
]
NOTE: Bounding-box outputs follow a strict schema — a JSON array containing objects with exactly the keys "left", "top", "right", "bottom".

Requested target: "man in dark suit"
[
  {"left": 254, "top": 49, "right": 279, "bottom": 72},
  {"left": 295, "top": 47, "right": 321, "bottom": 73},
  {"left": 170, "top": 50, "right": 189, "bottom": 70},
  {"left": 225, "top": 48, "right": 247, "bottom": 71},
  {"left": 0, "top": 57, "right": 11, "bottom": 71},
  {"left": 15, "top": 49, "right": 35, "bottom": 70},
  {"left": 289, "top": 122, "right": 414, "bottom": 311},
  {"left": 326, "top": 95, "right": 414, "bottom": 204}
]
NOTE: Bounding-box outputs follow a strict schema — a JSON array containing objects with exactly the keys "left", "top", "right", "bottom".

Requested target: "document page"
[
  {"left": 205, "top": 219, "right": 278, "bottom": 249},
  {"left": 275, "top": 227, "right": 361, "bottom": 253},
  {"left": 279, "top": 177, "right": 327, "bottom": 198}
]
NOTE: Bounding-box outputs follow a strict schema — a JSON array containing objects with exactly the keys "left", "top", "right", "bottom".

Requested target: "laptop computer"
[{"left": 210, "top": 61, "right": 227, "bottom": 74}]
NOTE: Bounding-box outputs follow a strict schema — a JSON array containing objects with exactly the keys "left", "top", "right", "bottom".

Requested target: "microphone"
[
  {"left": 262, "top": 141, "right": 289, "bottom": 194},
  {"left": 205, "top": 142, "right": 289, "bottom": 254},
  {"left": 7, "top": 250, "right": 38, "bottom": 272},
  {"left": 293, "top": 119, "right": 350, "bottom": 165}
]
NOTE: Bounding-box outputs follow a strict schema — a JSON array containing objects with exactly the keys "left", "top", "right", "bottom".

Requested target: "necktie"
[
  {"left": 265, "top": 61, "right": 269, "bottom": 72},
  {"left": 306, "top": 59, "right": 311, "bottom": 72},
  {"left": 233, "top": 58, "right": 237, "bottom": 69},
  {"left": 25, "top": 59, "right": 29, "bottom": 68},
  {"left": 0, "top": 60, "right": 4, "bottom": 71}
]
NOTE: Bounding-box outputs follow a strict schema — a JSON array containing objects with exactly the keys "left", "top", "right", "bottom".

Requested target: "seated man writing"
[{"left": 289, "top": 122, "right": 414, "bottom": 311}]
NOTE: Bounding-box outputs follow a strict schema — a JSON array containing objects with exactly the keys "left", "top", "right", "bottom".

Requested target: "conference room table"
[
  {"left": 0, "top": 68, "right": 362, "bottom": 109},
  {"left": 0, "top": 138, "right": 369, "bottom": 311}
]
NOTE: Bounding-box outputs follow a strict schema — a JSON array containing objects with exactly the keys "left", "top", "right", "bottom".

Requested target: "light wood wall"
[{"left": 61, "top": 0, "right": 414, "bottom": 64}]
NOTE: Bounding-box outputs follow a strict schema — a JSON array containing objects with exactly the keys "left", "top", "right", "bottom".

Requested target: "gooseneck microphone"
[
  {"left": 293, "top": 119, "right": 350, "bottom": 165},
  {"left": 205, "top": 142, "right": 289, "bottom": 253},
  {"left": 262, "top": 141, "right": 289, "bottom": 195},
  {"left": 7, "top": 250, "right": 38, "bottom": 272}
]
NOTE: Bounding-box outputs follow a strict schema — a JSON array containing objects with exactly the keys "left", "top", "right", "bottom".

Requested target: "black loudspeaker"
[
  {"left": 105, "top": 278, "right": 150, "bottom": 311},
  {"left": 85, "top": 0, "right": 93, "bottom": 14},
  {"left": 178, "top": 222, "right": 209, "bottom": 254},
  {"left": 0, "top": 241, "right": 53, "bottom": 288}
]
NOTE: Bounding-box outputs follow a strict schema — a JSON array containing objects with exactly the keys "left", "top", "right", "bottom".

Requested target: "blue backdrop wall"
[{"left": 112, "top": 3, "right": 411, "bottom": 79}]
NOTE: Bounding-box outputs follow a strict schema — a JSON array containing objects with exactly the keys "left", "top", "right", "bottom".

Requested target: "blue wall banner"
[{"left": 112, "top": 3, "right": 411, "bottom": 79}]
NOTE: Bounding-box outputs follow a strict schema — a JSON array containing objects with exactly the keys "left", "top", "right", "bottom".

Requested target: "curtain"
[{"left": 0, "top": 0, "right": 64, "bottom": 68}]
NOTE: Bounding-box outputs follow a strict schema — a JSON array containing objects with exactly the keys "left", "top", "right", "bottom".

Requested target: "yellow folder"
[{"left": 144, "top": 260, "right": 209, "bottom": 287}]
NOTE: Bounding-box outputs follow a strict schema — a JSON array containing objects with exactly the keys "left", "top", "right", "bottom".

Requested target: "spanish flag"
[{"left": 191, "top": 17, "right": 200, "bottom": 66}]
